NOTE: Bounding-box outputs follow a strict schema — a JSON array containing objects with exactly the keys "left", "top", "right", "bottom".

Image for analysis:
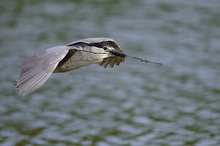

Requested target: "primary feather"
[{"left": 16, "top": 38, "right": 125, "bottom": 95}]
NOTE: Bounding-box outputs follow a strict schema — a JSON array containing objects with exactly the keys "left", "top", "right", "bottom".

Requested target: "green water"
[{"left": 1, "top": 0, "right": 220, "bottom": 146}]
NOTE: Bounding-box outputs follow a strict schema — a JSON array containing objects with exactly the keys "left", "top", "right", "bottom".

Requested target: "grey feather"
[
  {"left": 16, "top": 46, "right": 69, "bottom": 95},
  {"left": 16, "top": 38, "right": 126, "bottom": 95}
]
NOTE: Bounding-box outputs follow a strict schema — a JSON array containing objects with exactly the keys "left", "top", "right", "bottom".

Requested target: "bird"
[{"left": 16, "top": 37, "right": 161, "bottom": 95}]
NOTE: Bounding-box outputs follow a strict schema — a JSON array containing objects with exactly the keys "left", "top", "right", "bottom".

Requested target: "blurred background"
[{"left": 1, "top": 0, "right": 220, "bottom": 145}]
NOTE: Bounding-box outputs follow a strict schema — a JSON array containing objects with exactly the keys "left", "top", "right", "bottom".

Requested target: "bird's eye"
[{"left": 103, "top": 47, "right": 108, "bottom": 50}]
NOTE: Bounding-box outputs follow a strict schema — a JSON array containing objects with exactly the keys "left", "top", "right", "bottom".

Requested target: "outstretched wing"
[{"left": 16, "top": 46, "right": 69, "bottom": 95}]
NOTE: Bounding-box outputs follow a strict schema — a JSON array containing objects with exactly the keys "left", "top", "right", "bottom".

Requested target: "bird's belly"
[{"left": 55, "top": 50, "right": 109, "bottom": 72}]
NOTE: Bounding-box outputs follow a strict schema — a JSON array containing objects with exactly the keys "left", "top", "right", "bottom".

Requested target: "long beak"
[{"left": 108, "top": 50, "right": 127, "bottom": 57}]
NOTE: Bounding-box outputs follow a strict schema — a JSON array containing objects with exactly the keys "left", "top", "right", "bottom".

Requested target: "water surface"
[{"left": 0, "top": 0, "right": 220, "bottom": 145}]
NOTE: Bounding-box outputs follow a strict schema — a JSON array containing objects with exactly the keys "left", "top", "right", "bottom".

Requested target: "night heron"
[{"left": 16, "top": 37, "right": 161, "bottom": 95}]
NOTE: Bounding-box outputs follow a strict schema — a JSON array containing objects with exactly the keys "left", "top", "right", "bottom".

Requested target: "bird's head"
[
  {"left": 68, "top": 37, "right": 126, "bottom": 57},
  {"left": 102, "top": 45, "right": 126, "bottom": 57},
  {"left": 91, "top": 38, "right": 127, "bottom": 57}
]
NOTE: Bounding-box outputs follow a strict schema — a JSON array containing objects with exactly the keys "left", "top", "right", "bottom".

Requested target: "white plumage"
[
  {"left": 16, "top": 38, "right": 125, "bottom": 95},
  {"left": 16, "top": 37, "right": 161, "bottom": 95}
]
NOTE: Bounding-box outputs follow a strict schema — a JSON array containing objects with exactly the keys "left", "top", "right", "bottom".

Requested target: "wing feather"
[
  {"left": 99, "top": 56, "right": 124, "bottom": 68},
  {"left": 102, "top": 58, "right": 110, "bottom": 68},
  {"left": 109, "top": 58, "right": 115, "bottom": 68},
  {"left": 16, "top": 46, "right": 69, "bottom": 95}
]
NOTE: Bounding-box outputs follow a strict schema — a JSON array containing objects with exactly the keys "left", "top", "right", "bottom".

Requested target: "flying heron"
[{"left": 16, "top": 37, "right": 161, "bottom": 95}]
